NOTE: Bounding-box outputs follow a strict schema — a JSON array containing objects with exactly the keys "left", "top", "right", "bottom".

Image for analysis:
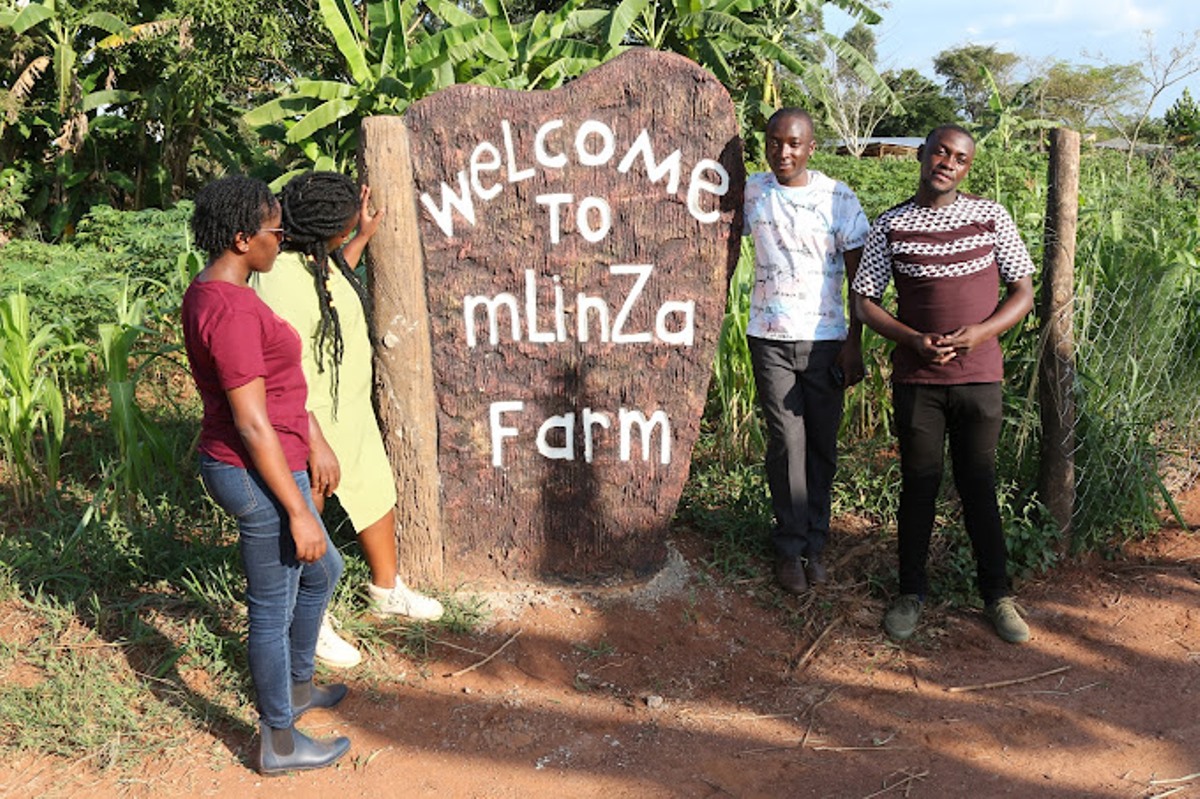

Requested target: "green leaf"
[
  {"left": 424, "top": 0, "right": 477, "bottom": 28},
  {"left": 243, "top": 96, "right": 323, "bottom": 128},
  {"left": 7, "top": 3, "right": 53, "bottom": 35},
  {"left": 292, "top": 80, "right": 357, "bottom": 101},
  {"left": 601, "top": 0, "right": 650, "bottom": 49},
  {"left": 77, "top": 11, "right": 133, "bottom": 37},
  {"left": 284, "top": 98, "right": 360, "bottom": 144},
  {"left": 319, "top": 0, "right": 371, "bottom": 85},
  {"left": 83, "top": 90, "right": 138, "bottom": 112}
]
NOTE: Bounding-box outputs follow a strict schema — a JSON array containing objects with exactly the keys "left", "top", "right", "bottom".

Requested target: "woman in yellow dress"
[{"left": 255, "top": 171, "right": 443, "bottom": 668}]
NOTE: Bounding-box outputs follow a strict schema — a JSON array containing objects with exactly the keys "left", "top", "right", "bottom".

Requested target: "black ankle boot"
[
  {"left": 291, "top": 680, "right": 349, "bottom": 720},
  {"left": 258, "top": 722, "right": 350, "bottom": 775}
]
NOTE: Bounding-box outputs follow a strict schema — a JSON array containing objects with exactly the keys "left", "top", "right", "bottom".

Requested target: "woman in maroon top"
[{"left": 182, "top": 175, "right": 351, "bottom": 774}]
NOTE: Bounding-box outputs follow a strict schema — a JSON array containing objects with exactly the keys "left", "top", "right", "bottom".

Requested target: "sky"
[{"left": 829, "top": 0, "right": 1200, "bottom": 117}]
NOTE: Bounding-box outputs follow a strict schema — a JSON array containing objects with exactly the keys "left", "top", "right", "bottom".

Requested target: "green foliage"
[
  {"left": 0, "top": 203, "right": 193, "bottom": 336},
  {"left": 0, "top": 165, "right": 32, "bottom": 234},
  {"left": 972, "top": 65, "right": 1059, "bottom": 151},
  {"left": 245, "top": 0, "right": 617, "bottom": 175},
  {"left": 1164, "top": 87, "right": 1200, "bottom": 146},
  {"left": 831, "top": 438, "right": 900, "bottom": 522},
  {"left": 677, "top": 458, "right": 772, "bottom": 582},
  {"left": 0, "top": 1, "right": 331, "bottom": 233},
  {"left": 245, "top": 0, "right": 889, "bottom": 173},
  {"left": 1034, "top": 61, "right": 1142, "bottom": 131},
  {"left": 97, "top": 283, "right": 174, "bottom": 500},
  {"left": 927, "top": 486, "right": 1059, "bottom": 606},
  {"left": 809, "top": 150, "right": 917, "bottom": 218},
  {"left": 1068, "top": 179, "right": 1200, "bottom": 544},
  {"left": 0, "top": 291, "right": 81, "bottom": 508},
  {"left": 708, "top": 238, "right": 764, "bottom": 463},
  {"left": 874, "top": 68, "right": 960, "bottom": 136},
  {"left": 933, "top": 44, "right": 1020, "bottom": 125}
]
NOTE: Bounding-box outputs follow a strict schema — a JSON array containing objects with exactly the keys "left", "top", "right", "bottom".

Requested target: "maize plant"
[{"left": 0, "top": 291, "right": 79, "bottom": 508}]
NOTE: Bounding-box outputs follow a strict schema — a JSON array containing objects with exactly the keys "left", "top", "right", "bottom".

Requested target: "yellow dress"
[{"left": 253, "top": 251, "right": 397, "bottom": 530}]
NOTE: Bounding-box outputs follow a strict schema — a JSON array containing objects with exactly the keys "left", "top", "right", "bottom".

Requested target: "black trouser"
[
  {"left": 893, "top": 382, "right": 1010, "bottom": 604},
  {"left": 749, "top": 337, "right": 844, "bottom": 560}
]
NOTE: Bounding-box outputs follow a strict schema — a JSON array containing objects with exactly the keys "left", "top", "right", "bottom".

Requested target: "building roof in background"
[{"left": 832, "top": 137, "right": 923, "bottom": 158}]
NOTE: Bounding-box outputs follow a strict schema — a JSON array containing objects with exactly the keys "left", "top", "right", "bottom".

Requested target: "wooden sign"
[{"left": 370, "top": 49, "right": 743, "bottom": 581}]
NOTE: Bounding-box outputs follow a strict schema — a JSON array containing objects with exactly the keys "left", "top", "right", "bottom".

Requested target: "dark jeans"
[
  {"left": 749, "top": 337, "right": 845, "bottom": 560},
  {"left": 200, "top": 455, "right": 343, "bottom": 729},
  {"left": 893, "top": 382, "right": 1010, "bottom": 604}
]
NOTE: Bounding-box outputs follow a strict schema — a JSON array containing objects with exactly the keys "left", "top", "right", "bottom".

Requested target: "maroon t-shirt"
[
  {"left": 181, "top": 280, "right": 310, "bottom": 471},
  {"left": 853, "top": 193, "right": 1036, "bottom": 385}
]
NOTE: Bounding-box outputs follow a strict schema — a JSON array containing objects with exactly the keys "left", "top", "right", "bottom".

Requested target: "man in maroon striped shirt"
[{"left": 852, "top": 125, "right": 1036, "bottom": 644}]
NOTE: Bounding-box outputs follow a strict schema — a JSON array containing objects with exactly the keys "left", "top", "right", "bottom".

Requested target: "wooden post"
[
  {"left": 1038, "top": 127, "right": 1080, "bottom": 544},
  {"left": 359, "top": 117, "right": 444, "bottom": 586}
]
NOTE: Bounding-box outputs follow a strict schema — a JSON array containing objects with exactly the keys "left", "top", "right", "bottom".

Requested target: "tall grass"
[
  {"left": 1067, "top": 163, "right": 1200, "bottom": 544},
  {"left": 0, "top": 291, "right": 83, "bottom": 508},
  {"left": 98, "top": 281, "right": 175, "bottom": 501}
]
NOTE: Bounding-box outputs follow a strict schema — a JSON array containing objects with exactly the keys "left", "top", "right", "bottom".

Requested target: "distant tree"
[
  {"left": 806, "top": 21, "right": 898, "bottom": 157},
  {"left": 933, "top": 44, "right": 1019, "bottom": 124},
  {"left": 1030, "top": 60, "right": 1142, "bottom": 131},
  {"left": 1164, "top": 88, "right": 1200, "bottom": 146},
  {"left": 873, "top": 68, "right": 959, "bottom": 136},
  {"left": 1088, "top": 29, "right": 1200, "bottom": 172}
]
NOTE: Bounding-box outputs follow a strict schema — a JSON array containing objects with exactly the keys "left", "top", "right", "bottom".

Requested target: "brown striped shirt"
[{"left": 852, "top": 193, "right": 1035, "bottom": 384}]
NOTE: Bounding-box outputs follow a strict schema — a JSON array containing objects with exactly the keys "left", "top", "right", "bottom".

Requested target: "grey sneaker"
[
  {"left": 883, "top": 594, "right": 923, "bottom": 641},
  {"left": 985, "top": 597, "right": 1030, "bottom": 643}
]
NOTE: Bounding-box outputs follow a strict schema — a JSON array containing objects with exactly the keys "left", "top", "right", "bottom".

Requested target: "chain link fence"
[{"left": 1068, "top": 238, "right": 1200, "bottom": 540}]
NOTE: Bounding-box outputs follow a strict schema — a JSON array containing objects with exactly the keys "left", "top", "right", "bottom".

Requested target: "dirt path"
[{"left": 3, "top": 488, "right": 1198, "bottom": 799}]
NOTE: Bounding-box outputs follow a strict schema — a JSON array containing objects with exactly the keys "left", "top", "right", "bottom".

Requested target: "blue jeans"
[{"left": 200, "top": 455, "right": 344, "bottom": 728}]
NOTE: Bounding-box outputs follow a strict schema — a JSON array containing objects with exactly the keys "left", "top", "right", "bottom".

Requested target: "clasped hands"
[{"left": 911, "top": 325, "right": 987, "bottom": 365}]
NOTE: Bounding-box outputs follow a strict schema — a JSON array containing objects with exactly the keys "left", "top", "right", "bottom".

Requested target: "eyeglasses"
[{"left": 259, "top": 227, "right": 286, "bottom": 241}]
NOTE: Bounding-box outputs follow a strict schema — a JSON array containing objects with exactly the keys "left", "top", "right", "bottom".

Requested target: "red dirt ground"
[{"left": 2, "top": 486, "right": 1198, "bottom": 799}]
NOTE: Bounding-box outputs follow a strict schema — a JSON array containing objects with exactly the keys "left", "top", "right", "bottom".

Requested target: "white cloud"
[{"left": 987, "top": 0, "right": 1173, "bottom": 37}]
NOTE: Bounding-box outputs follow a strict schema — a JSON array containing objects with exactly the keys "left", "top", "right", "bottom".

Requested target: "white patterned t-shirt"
[{"left": 742, "top": 170, "right": 870, "bottom": 341}]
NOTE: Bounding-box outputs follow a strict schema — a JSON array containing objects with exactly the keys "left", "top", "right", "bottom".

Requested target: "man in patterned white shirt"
[
  {"left": 743, "top": 108, "right": 870, "bottom": 594},
  {"left": 852, "top": 125, "right": 1036, "bottom": 644}
]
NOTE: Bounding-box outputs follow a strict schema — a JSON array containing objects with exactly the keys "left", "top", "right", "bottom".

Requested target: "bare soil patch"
[{"left": 2, "top": 487, "right": 1198, "bottom": 799}]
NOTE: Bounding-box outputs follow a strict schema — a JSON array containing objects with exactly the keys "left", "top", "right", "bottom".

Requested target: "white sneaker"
[
  {"left": 368, "top": 581, "right": 444, "bottom": 621},
  {"left": 315, "top": 613, "right": 362, "bottom": 669}
]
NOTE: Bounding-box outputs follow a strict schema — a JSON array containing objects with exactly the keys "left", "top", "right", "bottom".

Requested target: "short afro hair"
[{"left": 191, "top": 175, "right": 278, "bottom": 259}]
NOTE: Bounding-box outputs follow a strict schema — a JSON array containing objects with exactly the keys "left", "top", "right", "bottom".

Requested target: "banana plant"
[
  {"left": 975, "top": 65, "right": 1058, "bottom": 150},
  {"left": 244, "top": 0, "right": 617, "bottom": 174},
  {"left": 599, "top": 0, "right": 890, "bottom": 151},
  {"left": 0, "top": 0, "right": 133, "bottom": 148}
]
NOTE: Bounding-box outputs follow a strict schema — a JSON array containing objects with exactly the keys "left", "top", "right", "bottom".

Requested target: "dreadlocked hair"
[
  {"left": 278, "top": 171, "right": 370, "bottom": 415},
  {"left": 191, "top": 175, "right": 277, "bottom": 259}
]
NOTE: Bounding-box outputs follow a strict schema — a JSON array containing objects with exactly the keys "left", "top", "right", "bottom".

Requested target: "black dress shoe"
[
  {"left": 258, "top": 723, "right": 350, "bottom": 775},
  {"left": 291, "top": 680, "right": 348, "bottom": 720},
  {"left": 805, "top": 556, "right": 828, "bottom": 585},
  {"left": 775, "top": 556, "right": 809, "bottom": 594}
]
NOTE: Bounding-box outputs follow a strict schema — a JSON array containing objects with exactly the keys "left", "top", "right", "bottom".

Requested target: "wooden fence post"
[
  {"left": 1038, "top": 127, "right": 1080, "bottom": 545},
  {"left": 359, "top": 117, "right": 444, "bottom": 586}
]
